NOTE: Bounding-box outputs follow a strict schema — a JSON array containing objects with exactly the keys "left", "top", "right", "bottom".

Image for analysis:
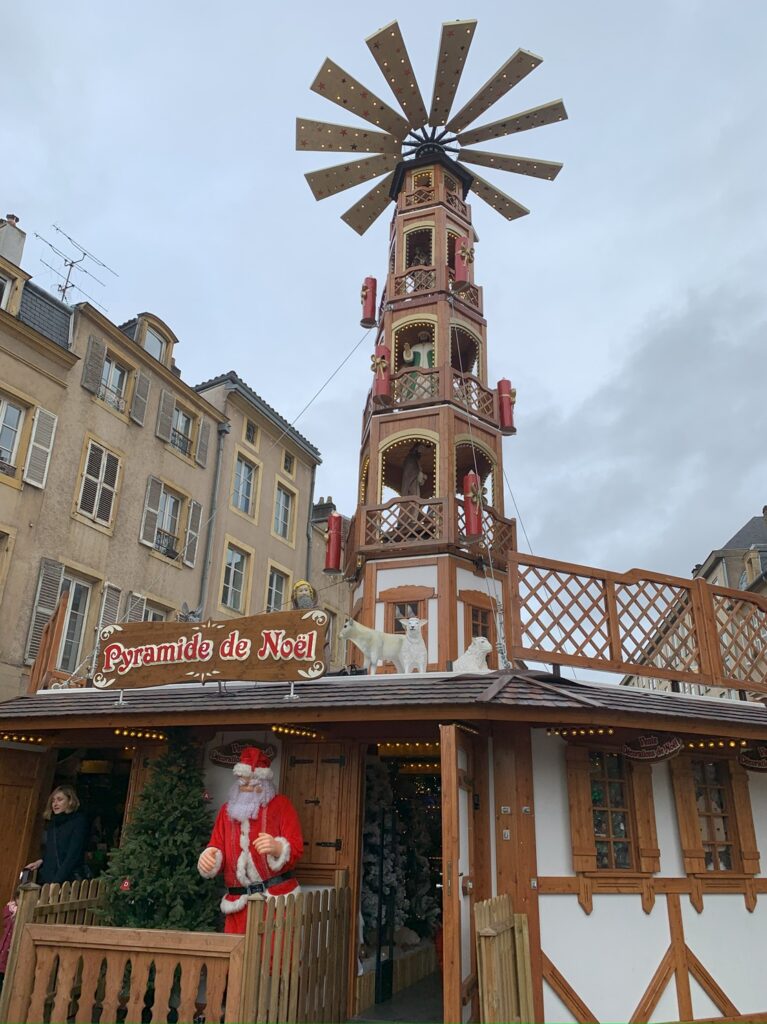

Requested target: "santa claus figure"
[{"left": 197, "top": 746, "right": 303, "bottom": 933}]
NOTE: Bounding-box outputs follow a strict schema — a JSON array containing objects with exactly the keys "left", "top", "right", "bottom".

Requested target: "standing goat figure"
[{"left": 339, "top": 616, "right": 428, "bottom": 675}]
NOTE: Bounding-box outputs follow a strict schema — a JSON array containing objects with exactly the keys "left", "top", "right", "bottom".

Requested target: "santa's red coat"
[{"left": 201, "top": 794, "right": 303, "bottom": 933}]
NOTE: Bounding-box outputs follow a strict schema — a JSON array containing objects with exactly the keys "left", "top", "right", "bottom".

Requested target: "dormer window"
[{"left": 144, "top": 326, "right": 166, "bottom": 362}]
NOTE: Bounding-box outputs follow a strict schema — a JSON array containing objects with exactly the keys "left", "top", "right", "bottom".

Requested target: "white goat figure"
[
  {"left": 452, "top": 635, "right": 493, "bottom": 674},
  {"left": 339, "top": 616, "right": 428, "bottom": 675},
  {"left": 398, "top": 616, "right": 428, "bottom": 674}
]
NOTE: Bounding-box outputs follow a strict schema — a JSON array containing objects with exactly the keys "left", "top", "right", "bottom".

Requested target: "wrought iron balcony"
[
  {"left": 170, "top": 429, "right": 192, "bottom": 456},
  {"left": 98, "top": 383, "right": 126, "bottom": 412},
  {"left": 154, "top": 529, "right": 179, "bottom": 559}
]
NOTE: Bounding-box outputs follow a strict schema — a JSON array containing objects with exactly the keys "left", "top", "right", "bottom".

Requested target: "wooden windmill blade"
[
  {"left": 445, "top": 49, "right": 543, "bottom": 134},
  {"left": 305, "top": 155, "right": 398, "bottom": 200},
  {"left": 467, "top": 172, "right": 530, "bottom": 221},
  {"left": 296, "top": 118, "right": 401, "bottom": 155},
  {"left": 341, "top": 173, "right": 395, "bottom": 235},
  {"left": 455, "top": 100, "right": 568, "bottom": 146},
  {"left": 428, "top": 20, "right": 477, "bottom": 126},
  {"left": 459, "top": 148, "right": 563, "bottom": 181},
  {"left": 366, "top": 21, "right": 429, "bottom": 130},
  {"left": 310, "top": 59, "right": 409, "bottom": 139}
]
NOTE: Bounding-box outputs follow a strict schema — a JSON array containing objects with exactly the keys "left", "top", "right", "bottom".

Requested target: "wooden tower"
[{"left": 298, "top": 19, "right": 567, "bottom": 670}]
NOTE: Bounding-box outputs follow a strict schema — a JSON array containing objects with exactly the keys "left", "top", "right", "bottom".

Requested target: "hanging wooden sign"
[
  {"left": 208, "top": 739, "right": 277, "bottom": 768},
  {"left": 739, "top": 745, "right": 767, "bottom": 772},
  {"left": 622, "top": 734, "right": 683, "bottom": 762},
  {"left": 93, "top": 610, "right": 328, "bottom": 690}
]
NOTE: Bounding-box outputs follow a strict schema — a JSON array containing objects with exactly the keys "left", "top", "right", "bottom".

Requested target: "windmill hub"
[{"left": 403, "top": 126, "right": 459, "bottom": 161}]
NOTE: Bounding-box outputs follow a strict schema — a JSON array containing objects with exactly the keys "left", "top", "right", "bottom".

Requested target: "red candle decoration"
[
  {"left": 371, "top": 343, "right": 392, "bottom": 406},
  {"left": 463, "top": 471, "right": 483, "bottom": 539},
  {"left": 360, "top": 276, "right": 377, "bottom": 328},
  {"left": 497, "top": 379, "right": 517, "bottom": 435},
  {"left": 324, "top": 512, "right": 343, "bottom": 575},
  {"left": 453, "top": 236, "right": 474, "bottom": 292}
]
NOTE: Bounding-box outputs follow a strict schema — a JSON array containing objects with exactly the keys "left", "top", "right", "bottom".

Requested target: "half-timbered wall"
[{"left": 531, "top": 728, "right": 767, "bottom": 1021}]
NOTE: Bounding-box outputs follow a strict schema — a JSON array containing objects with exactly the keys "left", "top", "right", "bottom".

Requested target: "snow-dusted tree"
[{"left": 360, "top": 758, "right": 409, "bottom": 944}]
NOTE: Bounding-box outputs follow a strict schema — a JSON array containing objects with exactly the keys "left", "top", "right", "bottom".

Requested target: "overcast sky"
[{"left": 3, "top": 1, "right": 766, "bottom": 579}]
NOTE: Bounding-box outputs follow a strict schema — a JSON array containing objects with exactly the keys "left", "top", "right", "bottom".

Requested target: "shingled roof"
[{"left": 2, "top": 671, "right": 766, "bottom": 736}]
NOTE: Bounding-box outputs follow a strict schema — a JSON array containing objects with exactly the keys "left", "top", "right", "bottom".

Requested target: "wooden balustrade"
[
  {"left": 393, "top": 266, "right": 437, "bottom": 296},
  {"left": 391, "top": 367, "right": 440, "bottom": 405},
  {"left": 506, "top": 552, "right": 767, "bottom": 693},
  {"left": 451, "top": 370, "right": 496, "bottom": 419},
  {"left": 456, "top": 501, "right": 517, "bottom": 567},
  {"left": 363, "top": 497, "right": 446, "bottom": 550},
  {"left": 1, "top": 886, "right": 351, "bottom": 1024}
]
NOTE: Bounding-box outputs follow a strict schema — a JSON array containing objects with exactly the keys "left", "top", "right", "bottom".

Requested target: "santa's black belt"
[{"left": 227, "top": 872, "right": 294, "bottom": 895}]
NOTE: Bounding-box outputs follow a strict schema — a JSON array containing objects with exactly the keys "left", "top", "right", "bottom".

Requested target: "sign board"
[{"left": 93, "top": 609, "right": 328, "bottom": 690}]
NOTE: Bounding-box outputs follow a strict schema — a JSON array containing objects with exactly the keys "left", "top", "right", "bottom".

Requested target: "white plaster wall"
[
  {"left": 542, "top": 984, "right": 577, "bottom": 1024},
  {"left": 375, "top": 564, "right": 437, "bottom": 594},
  {"left": 374, "top": 604, "right": 384, "bottom": 632},
  {"left": 748, "top": 769, "right": 767, "bottom": 877},
  {"left": 652, "top": 761, "right": 686, "bottom": 877},
  {"left": 689, "top": 977, "right": 720, "bottom": 1020},
  {"left": 353, "top": 583, "right": 364, "bottom": 607},
  {"left": 682, "top": 894, "right": 767, "bottom": 1013},
  {"left": 539, "top": 894, "right": 670, "bottom": 1023},
  {"left": 455, "top": 566, "right": 502, "bottom": 599},
  {"left": 202, "top": 730, "right": 283, "bottom": 815},
  {"left": 648, "top": 980, "right": 679, "bottom": 1024},
  {"left": 531, "top": 730, "right": 572, "bottom": 877}
]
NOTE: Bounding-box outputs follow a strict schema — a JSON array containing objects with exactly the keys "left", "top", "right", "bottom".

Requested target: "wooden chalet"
[{"left": 3, "top": 58, "right": 767, "bottom": 1023}]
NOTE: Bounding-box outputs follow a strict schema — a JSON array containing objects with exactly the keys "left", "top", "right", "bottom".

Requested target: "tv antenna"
[{"left": 34, "top": 224, "right": 118, "bottom": 312}]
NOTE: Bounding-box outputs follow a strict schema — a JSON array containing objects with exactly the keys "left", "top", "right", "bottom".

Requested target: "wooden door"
[
  {"left": 0, "top": 747, "right": 54, "bottom": 901},
  {"left": 123, "top": 744, "right": 166, "bottom": 833},
  {"left": 441, "top": 723, "right": 478, "bottom": 1024}
]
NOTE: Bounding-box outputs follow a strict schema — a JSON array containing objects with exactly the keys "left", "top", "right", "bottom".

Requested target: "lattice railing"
[
  {"left": 446, "top": 191, "right": 468, "bottom": 217},
  {"left": 405, "top": 187, "right": 436, "bottom": 206},
  {"left": 392, "top": 368, "right": 440, "bottom": 404},
  {"left": 507, "top": 552, "right": 767, "bottom": 693},
  {"left": 452, "top": 371, "right": 496, "bottom": 418},
  {"left": 394, "top": 267, "right": 437, "bottom": 295},
  {"left": 456, "top": 501, "right": 517, "bottom": 566},
  {"left": 364, "top": 498, "right": 445, "bottom": 548}
]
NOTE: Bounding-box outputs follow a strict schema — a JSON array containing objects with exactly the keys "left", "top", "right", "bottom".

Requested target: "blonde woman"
[{"left": 25, "top": 785, "right": 88, "bottom": 884}]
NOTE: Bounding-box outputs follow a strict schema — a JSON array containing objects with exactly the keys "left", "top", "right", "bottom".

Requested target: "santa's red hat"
[{"left": 232, "top": 746, "right": 273, "bottom": 782}]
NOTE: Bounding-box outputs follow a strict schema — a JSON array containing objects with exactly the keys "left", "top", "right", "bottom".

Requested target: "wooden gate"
[{"left": 474, "top": 895, "right": 533, "bottom": 1024}]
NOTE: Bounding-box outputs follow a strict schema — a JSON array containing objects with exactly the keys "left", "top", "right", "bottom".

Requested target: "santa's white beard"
[{"left": 227, "top": 781, "right": 275, "bottom": 822}]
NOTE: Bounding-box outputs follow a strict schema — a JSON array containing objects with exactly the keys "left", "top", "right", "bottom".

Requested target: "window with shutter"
[
  {"left": 0, "top": 396, "right": 24, "bottom": 474},
  {"left": 125, "top": 593, "right": 146, "bottom": 621},
  {"left": 129, "top": 370, "right": 151, "bottom": 425},
  {"left": 24, "top": 558, "right": 64, "bottom": 663},
  {"left": 670, "top": 754, "right": 760, "bottom": 876},
  {"left": 22, "top": 407, "right": 57, "bottom": 489},
  {"left": 91, "top": 583, "right": 121, "bottom": 672},
  {"left": 76, "top": 441, "right": 120, "bottom": 527}
]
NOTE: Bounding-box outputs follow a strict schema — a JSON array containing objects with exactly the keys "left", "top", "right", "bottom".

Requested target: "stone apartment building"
[{"left": 0, "top": 214, "right": 331, "bottom": 700}]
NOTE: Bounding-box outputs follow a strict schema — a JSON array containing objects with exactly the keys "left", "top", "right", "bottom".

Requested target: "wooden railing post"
[
  {"left": 691, "top": 576, "right": 723, "bottom": 683},
  {"left": 0, "top": 883, "right": 39, "bottom": 1022}
]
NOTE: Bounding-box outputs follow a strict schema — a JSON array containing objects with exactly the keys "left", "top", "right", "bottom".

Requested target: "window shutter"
[
  {"left": 195, "top": 419, "right": 211, "bottom": 467},
  {"left": 24, "top": 558, "right": 64, "bottom": 663},
  {"left": 23, "top": 408, "right": 58, "bottom": 489},
  {"left": 668, "top": 756, "right": 707, "bottom": 874},
  {"left": 125, "top": 592, "right": 146, "bottom": 621},
  {"left": 565, "top": 745, "right": 597, "bottom": 872},
  {"left": 96, "top": 452, "right": 120, "bottom": 525},
  {"left": 155, "top": 390, "right": 175, "bottom": 442},
  {"left": 729, "top": 760, "right": 760, "bottom": 875},
  {"left": 129, "top": 370, "right": 151, "bottom": 425},
  {"left": 91, "top": 583, "right": 121, "bottom": 671},
  {"left": 78, "top": 441, "right": 104, "bottom": 517},
  {"left": 183, "top": 500, "right": 203, "bottom": 567},
  {"left": 81, "top": 335, "right": 106, "bottom": 394},
  {"left": 630, "top": 762, "right": 660, "bottom": 873},
  {"left": 139, "top": 476, "right": 163, "bottom": 547}
]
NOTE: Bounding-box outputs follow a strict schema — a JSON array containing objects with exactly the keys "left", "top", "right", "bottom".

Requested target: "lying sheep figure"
[
  {"left": 339, "top": 616, "right": 428, "bottom": 674},
  {"left": 452, "top": 635, "right": 493, "bottom": 674}
]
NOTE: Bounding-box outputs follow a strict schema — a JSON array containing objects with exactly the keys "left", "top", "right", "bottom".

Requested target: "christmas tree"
[
  {"left": 102, "top": 730, "right": 221, "bottom": 930},
  {"left": 360, "top": 759, "right": 409, "bottom": 945}
]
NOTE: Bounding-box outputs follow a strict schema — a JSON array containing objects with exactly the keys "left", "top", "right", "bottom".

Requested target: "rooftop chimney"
[
  {"left": 0, "top": 214, "right": 26, "bottom": 267},
  {"left": 312, "top": 495, "right": 337, "bottom": 525}
]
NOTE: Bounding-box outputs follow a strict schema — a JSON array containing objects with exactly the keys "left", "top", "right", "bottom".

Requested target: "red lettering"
[
  {"left": 103, "top": 643, "right": 123, "bottom": 672},
  {"left": 234, "top": 637, "right": 250, "bottom": 658},
  {"left": 257, "top": 629, "right": 285, "bottom": 660}
]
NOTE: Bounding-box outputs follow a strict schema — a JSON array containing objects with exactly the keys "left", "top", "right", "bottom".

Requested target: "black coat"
[{"left": 38, "top": 810, "right": 88, "bottom": 884}]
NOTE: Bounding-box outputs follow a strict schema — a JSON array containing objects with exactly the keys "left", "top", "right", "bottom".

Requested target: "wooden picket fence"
[
  {"left": 33, "top": 878, "right": 106, "bottom": 924},
  {"left": 0, "top": 885, "right": 351, "bottom": 1024},
  {"left": 475, "top": 894, "right": 533, "bottom": 1024}
]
